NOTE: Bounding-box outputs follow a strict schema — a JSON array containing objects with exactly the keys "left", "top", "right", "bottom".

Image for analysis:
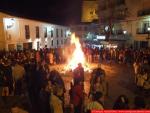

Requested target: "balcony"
[
  {"left": 113, "top": 30, "right": 124, "bottom": 35},
  {"left": 136, "top": 28, "right": 149, "bottom": 34}
]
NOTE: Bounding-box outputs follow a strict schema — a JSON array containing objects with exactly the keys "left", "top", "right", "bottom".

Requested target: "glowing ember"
[{"left": 65, "top": 33, "right": 90, "bottom": 71}]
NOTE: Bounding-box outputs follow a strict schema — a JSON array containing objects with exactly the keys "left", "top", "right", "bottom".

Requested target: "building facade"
[
  {"left": 81, "top": 0, "right": 99, "bottom": 22},
  {"left": 99, "top": 0, "right": 150, "bottom": 48},
  {"left": 0, "top": 12, "right": 70, "bottom": 50}
]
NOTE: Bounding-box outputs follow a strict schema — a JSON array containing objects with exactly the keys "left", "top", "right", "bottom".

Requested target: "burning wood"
[{"left": 65, "top": 33, "right": 91, "bottom": 72}]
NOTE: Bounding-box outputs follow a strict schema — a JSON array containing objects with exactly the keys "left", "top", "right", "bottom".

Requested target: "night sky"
[{"left": 0, "top": 0, "right": 82, "bottom": 25}]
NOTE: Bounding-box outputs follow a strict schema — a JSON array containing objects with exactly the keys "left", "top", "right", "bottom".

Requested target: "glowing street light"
[
  {"left": 123, "top": 30, "right": 127, "bottom": 34},
  {"left": 66, "top": 30, "right": 71, "bottom": 36},
  {"left": 146, "top": 27, "right": 150, "bottom": 41},
  {"left": 148, "top": 27, "right": 150, "bottom": 31}
]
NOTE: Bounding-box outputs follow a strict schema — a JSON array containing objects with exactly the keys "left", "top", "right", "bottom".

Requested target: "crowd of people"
[{"left": 0, "top": 47, "right": 150, "bottom": 113}]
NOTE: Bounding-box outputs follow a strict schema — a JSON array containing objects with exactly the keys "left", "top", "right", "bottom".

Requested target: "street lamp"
[
  {"left": 146, "top": 26, "right": 150, "bottom": 40},
  {"left": 123, "top": 30, "right": 127, "bottom": 35},
  {"left": 146, "top": 27, "right": 150, "bottom": 48},
  {"left": 123, "top": 30, "right": 127, "bottom": 39}
]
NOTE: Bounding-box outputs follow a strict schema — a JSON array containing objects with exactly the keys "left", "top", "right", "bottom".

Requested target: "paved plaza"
[
  {"left": 0, "top": 63, "right": 150, "bottom": 113},
  {"left": 51, "top": 63, "right": 138, "bottom": 109}
]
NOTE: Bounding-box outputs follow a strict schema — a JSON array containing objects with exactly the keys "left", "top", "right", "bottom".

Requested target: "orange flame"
[{"left": 65, "top": 33, "right": 90, "bottom": 71}]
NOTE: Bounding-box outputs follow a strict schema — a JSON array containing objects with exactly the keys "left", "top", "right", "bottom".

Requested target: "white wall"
[{"left": 2, "top": 16, "right": 70, "bottom": 50}]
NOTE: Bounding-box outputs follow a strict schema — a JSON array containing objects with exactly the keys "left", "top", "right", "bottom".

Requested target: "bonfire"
[{"left": 65, "top": 33, "right": 90, "bottom": 71}]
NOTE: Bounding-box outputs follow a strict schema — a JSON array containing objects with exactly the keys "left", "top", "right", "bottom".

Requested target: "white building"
[
  {"left": 99, "top": 0, "right": 150, "bottom": 49},
  {"left": 0, "top": 12, "right": 70, "bottom": 50}
]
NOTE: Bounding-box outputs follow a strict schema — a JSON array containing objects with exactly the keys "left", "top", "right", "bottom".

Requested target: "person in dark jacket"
[
  {"left": 39, "top": 81, "right": 52, "bottom": 113},
  {"left": 113, "top": 95, "right": 129, "bottom": 110},
  {"left": 3, "top": 59, "right": 13, "bottom": 95},
  {"left": 73, "top": 63, "right": 84, "bottom": 85}
]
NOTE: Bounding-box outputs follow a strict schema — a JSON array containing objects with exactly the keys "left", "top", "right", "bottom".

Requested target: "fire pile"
[{"left": 65, "top": 33, "right": 91, "bottom": 72}]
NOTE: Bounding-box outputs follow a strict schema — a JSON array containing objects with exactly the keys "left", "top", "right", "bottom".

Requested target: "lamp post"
[
  {"left": 123, "top": 30, "right": 127, "bottom": 43},
  {"left": 123, "top": 30, "right": 127, "bottom": 48},
  {"left": 146, "top": 27, "right": 150, "bottom": 48},
  {"left": 123, "top": 30, "right": 127, "bottom": 38}
]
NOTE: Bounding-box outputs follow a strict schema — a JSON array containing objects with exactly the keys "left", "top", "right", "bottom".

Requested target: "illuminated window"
[
  {"left": 25, "top": 25, "right": 30, "bottom": 39},
  {"left": 36, "top": 26, "right": 40, "bottom": 38}
]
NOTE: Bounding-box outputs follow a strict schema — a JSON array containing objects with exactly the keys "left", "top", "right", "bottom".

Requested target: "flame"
[{"left": 65, "top": 33, "right": 90, "bottom": 71}]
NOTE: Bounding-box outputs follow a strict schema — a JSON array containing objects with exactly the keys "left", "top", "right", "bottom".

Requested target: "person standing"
[
  {"left": 3, "top": 59, "right": 13, "bottom": 96},
  {"left": 12, "top": 60, "right": 25, "bottom": 95},
  {"left": 73, "top": 63, "right": 84, "bottom": 86},
  {"left": 70, "top": 81, "right": 84, "bottom": 113}
]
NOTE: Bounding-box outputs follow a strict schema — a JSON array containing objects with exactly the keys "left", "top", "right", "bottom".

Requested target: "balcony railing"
[
  {"left": 113, "top": 30, "right": 123, "bottom": 35},
  {"left": 136, "top": 28, "right": 149, "bottom": 34}
]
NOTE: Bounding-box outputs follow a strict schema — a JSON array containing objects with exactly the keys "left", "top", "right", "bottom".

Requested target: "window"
[
  {"left": 61, "top": 29, "right": 63, "bottom": 37},
  {"left": 143, "top": 22, "right": 149, "bottom": 33},
  {"left": 51, "top": 40, "right": 53, "bottom": 46},
  {"left": 56, "top": 29, "right": 59, "bottom": 37},
  {"left": 137, "top": 21, "right": 150, "bottom": 34},
  {"left": 36, "top": 26, "right": 40, "bottom": 38},
  {"left": 44, "top": 27, "right": 47, "bottom": 38},
  {"left": 37, "top": 41, "right": 40, "bottom": 50},
  {"left": 51, "top": 30, "right": 53, "bottom": 37},
  {"left": 65, "top": 30, "right": 66, "bottom": 37},
  {"left": 57, "top": 40, "right": 59, "bottom": 46},
  {"left": 25, "top": 25, "right": 30, "bottom": 39},
  {"left": 64, "top": 39, "right": 67, "bottom": 44},
  {"left": 61, "top": 40, "right": 63, "bottom": 44}
]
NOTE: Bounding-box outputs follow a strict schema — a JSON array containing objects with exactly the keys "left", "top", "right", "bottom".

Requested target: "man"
[
  {"left": 12, "top": 60, "right": 25, "bottom": 95},
  {"left": 39, "top": 81, "right": 51, "bottom": 113},
  {"left": 73, "top": 63, "right": 84, "bottom": 85},
  {"left": 70, "top": 81, "right": 84, "bottom": 113}
]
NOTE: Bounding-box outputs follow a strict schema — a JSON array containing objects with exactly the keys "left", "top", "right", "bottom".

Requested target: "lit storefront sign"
[
  {"left": 96, "top": 35, "right": 106, "bottom": 40},
  {"left": 4, "top": 18, "right": 15, "bottom": 29}
]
